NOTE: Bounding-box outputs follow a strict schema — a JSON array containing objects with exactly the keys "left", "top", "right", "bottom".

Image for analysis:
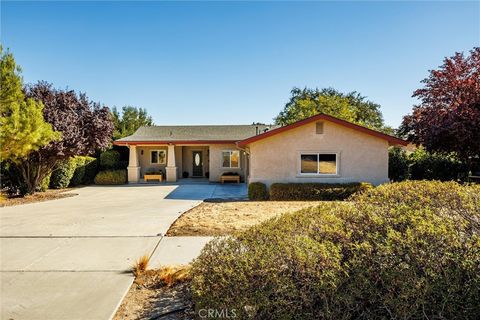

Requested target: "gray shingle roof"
[{"left": 116, "top": 125, "right": 279, "bottom": 142}]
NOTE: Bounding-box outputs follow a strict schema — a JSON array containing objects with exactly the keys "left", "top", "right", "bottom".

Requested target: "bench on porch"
[
  {"left": 144, "top": 169, "right": 164, "bottom": 182},
  {"left": 220, "top": 174, "right": 240, "bottom": 184}
]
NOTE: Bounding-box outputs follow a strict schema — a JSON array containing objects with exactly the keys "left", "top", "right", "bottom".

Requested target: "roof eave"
[{"left": 113, "top": 139, "right": 238, "bottom": 146}]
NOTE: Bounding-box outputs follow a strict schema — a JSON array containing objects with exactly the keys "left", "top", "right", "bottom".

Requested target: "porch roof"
[{"left": 114, "top": 124, "right": 278, "bottom": 145}]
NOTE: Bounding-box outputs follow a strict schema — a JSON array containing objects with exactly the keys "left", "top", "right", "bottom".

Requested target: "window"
[
  {"left": 300, "top": 153, "right": 337, "bottom": 175},
  {"left": 151, "top": 150, "right": 166, "bottom": 164},
  {"left": 222, "top": 150, "right": 240, "bottom": 168}
]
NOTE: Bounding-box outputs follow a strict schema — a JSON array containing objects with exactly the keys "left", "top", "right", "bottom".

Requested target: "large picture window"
[
  {"left": 151, "top": 150, "right": 166, "bottom": 165},
  {"left": 222, "top": 150, "right": 240, "bottom": 168},
  {"left": 300, "top": 153, "right": 337, "bottom": 175}
]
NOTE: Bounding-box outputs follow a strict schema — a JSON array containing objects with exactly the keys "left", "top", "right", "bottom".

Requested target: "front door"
[{"left": 192, "top": 151, "right": 203, "bottom": 177}]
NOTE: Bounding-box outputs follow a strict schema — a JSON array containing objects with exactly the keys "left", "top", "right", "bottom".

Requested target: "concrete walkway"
[{"left": 0, "top": 183, "right": 245, "bottom": 320}]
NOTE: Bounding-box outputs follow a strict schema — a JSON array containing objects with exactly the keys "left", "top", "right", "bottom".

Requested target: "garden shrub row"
[
  {"left": 50, "top": 156, "right": 97, "bottom": 189},
  {"left": 269, "top": 182, "right": 373, "bottom": 201},
  {"left": 389, "top": 146, "right": 468, "bottom": 181},
  {"left": 94, "top": 169, "right": 127, "bottom": 185},
  {"left": 248, "top": 182, "right": 373, "bottom": 201},
  {"left": 191, "top": 181, "right": 480, "bottom": 319},
  {"left": 248, "top": 182, "right": 268, "bottom": 200}
]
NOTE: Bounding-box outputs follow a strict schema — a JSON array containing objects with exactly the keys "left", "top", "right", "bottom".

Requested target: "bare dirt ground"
[
  {"left": 0, "top": 189, "right": 78, "bottom": 207},
  {"left": 166, "top": 200, "right": 324, "bottom": 236},
  {"left": 114, "top": 269, "right": 194, "bottom": 320}
]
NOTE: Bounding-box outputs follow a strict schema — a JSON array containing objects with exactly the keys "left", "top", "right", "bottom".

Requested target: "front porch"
[{"left": 124, "top": 143, "right": 248, "bottom": 183}]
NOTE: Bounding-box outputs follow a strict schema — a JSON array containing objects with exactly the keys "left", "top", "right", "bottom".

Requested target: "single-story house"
[{"left": 113, "top": 113, "right": 408, "bottom": 186}]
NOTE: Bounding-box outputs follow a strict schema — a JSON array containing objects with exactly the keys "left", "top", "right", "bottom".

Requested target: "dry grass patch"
[
  {"left": 132, "top": 254, "right": 150, "bottom": 277},
  {"left": 114, "top": 265, "right": 193, "bottom": 320},
  {"left": 166, "top": 201, "right": 328, "bottom": 236},
  {"left": 0, "top": 189, "right": 78, "bottom": 207}
]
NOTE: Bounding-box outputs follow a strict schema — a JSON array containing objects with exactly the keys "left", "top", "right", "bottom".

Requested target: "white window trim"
[
  {"left": 222, "top": 150, "right": 240, "bottom": 169},
  {"left": 297, "top": 151, "right": 340, "bottom": 177},
  {"left": 150, "top": 150, "right": 167, "bottom": 165}
]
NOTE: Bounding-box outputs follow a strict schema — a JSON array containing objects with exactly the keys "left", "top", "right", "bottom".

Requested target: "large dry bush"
[{"left": 191, "top": 181, "right": 480, "bottom": 319}]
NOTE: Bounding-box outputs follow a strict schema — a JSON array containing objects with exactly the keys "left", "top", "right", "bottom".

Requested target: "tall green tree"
[
  {"left": 112, "top": 106, "right": 153, "bottom": 139},
  {"left": 275, "top": 87, "right": 392, "bottom": 133},
  {"left": 0, "top": 47, "right": 59, "bottom": 161}
]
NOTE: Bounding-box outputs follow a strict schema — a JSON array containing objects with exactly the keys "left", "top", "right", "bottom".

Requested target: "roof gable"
[{"left": 236, "top": 114, "right": 408, "bottom": 147}]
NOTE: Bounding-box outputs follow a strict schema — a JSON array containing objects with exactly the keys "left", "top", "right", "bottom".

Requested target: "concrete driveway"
[{"left": 0, "top": 183, "right": 246, "bottom": 320}]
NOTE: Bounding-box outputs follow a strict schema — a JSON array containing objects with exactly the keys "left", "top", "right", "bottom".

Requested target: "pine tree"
[{"left": 0, "top": 46, "right": 59, "bottom": 162}]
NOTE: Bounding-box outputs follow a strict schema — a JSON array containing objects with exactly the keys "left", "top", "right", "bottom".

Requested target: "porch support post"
[
  {"left": 127, "top": 145, "right": 140, "bottom": 183},
  {"left": 166, "top": 144, "right": 177, "bottom": 182}
]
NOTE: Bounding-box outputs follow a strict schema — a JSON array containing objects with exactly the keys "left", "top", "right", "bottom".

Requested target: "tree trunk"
[{"left": 19, "top": 152, "right": 57, "bottom": 195}]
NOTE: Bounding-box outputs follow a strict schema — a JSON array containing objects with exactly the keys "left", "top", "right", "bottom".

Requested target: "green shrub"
[
  {"left": 248, "top": 182, "right": 268, "bottom": 200},
  {"left": 388, "top": 146, "right": 409, "bottom": 181},
  {"left": 37, "top": 174, "right": 51, "bottom": 192},
  {"left": 409, "top": 148, "right": 467, "bottom": 181},
  {"left": 0, "top": 161, "right": 27, "bottom": 195},
  {"left": 99, "top": 150, "right": 120, "bottom": 169},
  {"left": 83, "top": 157, "right": 98, "bottom": 184},
  {"left": 69, "top": 157, "right": 86, "bottom": 186},
  {"left": 191, "top": 181, "right": 480, "bottom": 319},
  {"left": 269, "top": 182, "right": 372, "bottom": 201},
  {"left": 68, "top": 156, "right": 97, "bottom": 186},
  {"left": 50, "top": 158, "right": 77, "bottom": 189},
  {"left": 94, "top": 170, "right": 127, "bottom": 185}
]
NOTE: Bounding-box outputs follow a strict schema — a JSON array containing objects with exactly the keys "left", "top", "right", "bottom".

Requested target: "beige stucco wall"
[
  {"left": 208, "top": 144, "right": 247, "bottom": 182},
  {"left": 138, "top": 146, "right": 168, "bottom": 177},
  {"left": 247, "top": 120, "right": 389, "bottom": 187}
]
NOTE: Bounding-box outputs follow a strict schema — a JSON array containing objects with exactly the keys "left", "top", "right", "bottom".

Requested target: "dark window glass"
[
  {"left": 319, "top": 154, "right": 336, "bottom": 174},
  {"left": 301, "top": 154, "right": 318, "bottom": 173}
]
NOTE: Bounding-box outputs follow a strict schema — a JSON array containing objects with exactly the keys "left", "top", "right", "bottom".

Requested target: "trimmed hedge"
[
  {"left": 191, "top": 181, "right": 480, "bottom": 319},
  {"left": 100, "top": 150, "right": 120, "bottom": 169},
  {"left": 69, "top": 156, "right": 96, "bottom": 186},
  {"left": 50, "top": 158, "right": 77, "bottom": 189},
  {"left": 51, "top": 156, "right": 97, "bottom": 188},
  {"left": 269, "top": 182, "right": 373, "bottom": 201},
  {"left": 248, "top": 182, "right": 268, "bottom": 200},
  {"left": 37, "top": 174, "right": 51, "bottom": 192},
  {"left": 69, "top": 157, "right": 86, "bottom": 186},
  {"left": 94, "top": 170, "right": 127, "bottom": 185},
  {"left": 83, "top": 157, "right": 98, "bottom": 184}
]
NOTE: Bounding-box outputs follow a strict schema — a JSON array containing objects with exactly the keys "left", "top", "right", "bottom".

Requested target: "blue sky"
[{"left": 1, "top": 1, "right": 479, "bottom": 128}]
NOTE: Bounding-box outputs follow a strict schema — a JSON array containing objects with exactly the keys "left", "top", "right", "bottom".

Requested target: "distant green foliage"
[
  {"left": 112, "top": 106, "right": 153, "bottom": 139},
  {"left": 275, "top": 87, "right": 394, "bottom": 134},
  {"left": 94, "top": 170, "right": 127, "bottom": 185},
  {"left": 191, "top": 181, "right": 480, "bottom": 319},
  {"left": 50, "top": 158, "right": 77, "bottom": 189},
  {"left": 100, "top": 150, "right": 120, "bottom": 169},
  {"left": 248, "top": 182, "right": 268, "bottom": 200},
  {"left": 269, "top": 182, "right": 372, "bottom": 201}
]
